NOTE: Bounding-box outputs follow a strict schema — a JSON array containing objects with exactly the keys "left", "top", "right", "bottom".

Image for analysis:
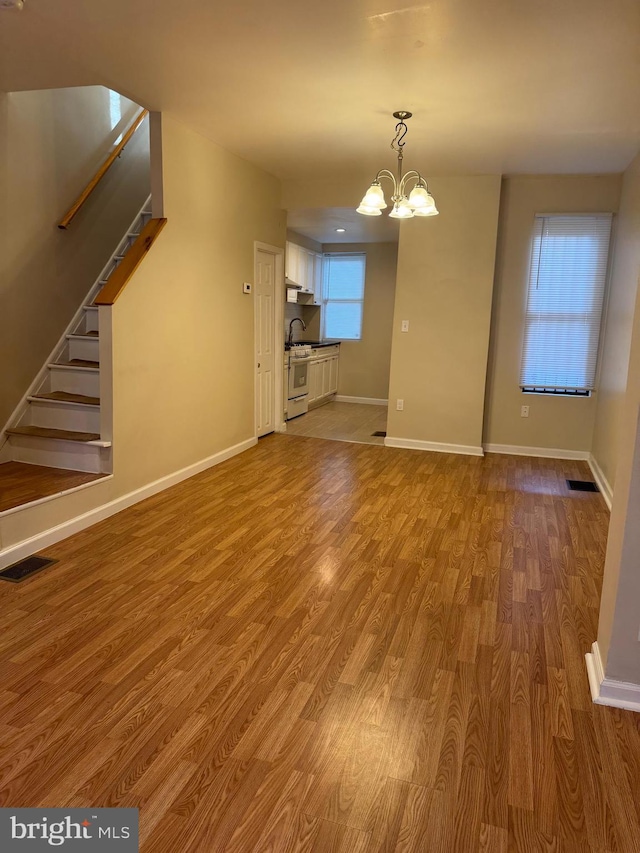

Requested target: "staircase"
[{"left": 0, "top": 198, "right": 153, "bottom": 474}]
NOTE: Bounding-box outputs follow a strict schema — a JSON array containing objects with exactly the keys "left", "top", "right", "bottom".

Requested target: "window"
[
  {"left": 322, "top": 253, "right": 366, "bottom": 340},
  {"left": 520, "top": 214, "right": 613, "bottom": 396}
]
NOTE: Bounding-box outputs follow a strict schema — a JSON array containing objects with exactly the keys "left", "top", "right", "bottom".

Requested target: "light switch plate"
[
  {"left": 243, "top": 282, "right": 252, "bottom": 294},
  {"left": 401, "top": 320, "right": 409, "bottom": 332}
]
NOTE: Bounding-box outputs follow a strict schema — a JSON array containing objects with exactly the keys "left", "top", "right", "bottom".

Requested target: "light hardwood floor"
[
  {"left": 0, "top": 462, "right": 106, "bottom": 513},
  {"left": 0, "top": 434, "right": 638, "bottom": 852},
  {"left": 285, "top": 401, "right": 387, "bottom": 445}
]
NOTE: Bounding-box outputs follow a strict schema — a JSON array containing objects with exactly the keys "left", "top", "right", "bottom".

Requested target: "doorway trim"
[{"left": 254, "top": 241, "right": 285, "bottom": 436}]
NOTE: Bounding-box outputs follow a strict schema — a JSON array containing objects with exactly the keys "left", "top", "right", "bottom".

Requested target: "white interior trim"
[
  {"left": 588, "top": 453, "right": 613, "bottom": 510},
  {"left": 0, "top": 437, "right": 256, "bottom": 571},
  {"left": 334, "top": 395, "right": 388, "bottom": 406},
  {"left": 385, "top": 436, "right": 484, "bottom": 457},
  {"left": 586, "top": 642, "right": 640, "bottom": 713},
  {"left": 484, "top": 443, "right": 590, "bottom": 460}
]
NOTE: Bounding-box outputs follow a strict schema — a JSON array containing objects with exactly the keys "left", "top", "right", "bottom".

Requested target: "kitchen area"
[
  {"left": 283, "top": 238, "right": 341, "bottom": 421},
  {"left": 281, "top": 232, "right": 394, "bottom": 446}
]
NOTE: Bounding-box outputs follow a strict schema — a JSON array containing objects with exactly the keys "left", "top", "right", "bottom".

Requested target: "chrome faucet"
[{"left": 288, "top": 317, "right": 306, "bottom": 345}]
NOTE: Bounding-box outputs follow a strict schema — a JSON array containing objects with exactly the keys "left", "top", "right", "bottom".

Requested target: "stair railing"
[{"left": 58, "top": 108, "right": 149, "bottom": 231}]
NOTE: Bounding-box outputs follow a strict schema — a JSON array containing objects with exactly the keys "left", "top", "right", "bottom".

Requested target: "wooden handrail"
[
  {"left": 58, "top": 109, "right": 149, "bottom": 230},
  {"left": 94, "top": 218, "right": 167, "bottom": 306}
]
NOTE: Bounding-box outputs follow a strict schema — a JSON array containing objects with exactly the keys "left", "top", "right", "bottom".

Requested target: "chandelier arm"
[
  {"left": 374, "top": 169, "right": 400, "bottom": 197},
  {"left": 398, "top": 170, "right": 426, "bottom": 196}
]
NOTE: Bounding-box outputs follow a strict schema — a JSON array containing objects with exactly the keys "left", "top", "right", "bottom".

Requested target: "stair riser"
[
  {"left": 48, "top": 368, "right": 100, "bottom": 398},
  {"left": 81, "top": 310, "right": 99, "bottom": 334},
  {"left": 67, "top": 337, "right": 99, "bottom": 363},
  {"left": 25, "top": 402, "right": 101, "bottom": 433},
  {"left": 8, "top": 435, "right": 107, "bottom": 473}
]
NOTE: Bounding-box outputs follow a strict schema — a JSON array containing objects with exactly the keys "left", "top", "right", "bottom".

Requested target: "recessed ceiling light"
[{"left": 335, "top": 228, "right": 346, "bottom": 233}]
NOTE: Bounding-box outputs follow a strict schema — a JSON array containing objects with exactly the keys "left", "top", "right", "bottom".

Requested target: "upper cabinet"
[{"left": 285, "top": 241, "right": 323, "bottom": 305}]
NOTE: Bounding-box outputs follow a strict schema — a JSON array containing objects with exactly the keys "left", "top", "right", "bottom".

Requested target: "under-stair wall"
[
  {"left": 0, "top": 201, "right": 153, "bottom": 474},
  {"left": 0, "top": 85, "right": 151, "bottom": 430},
  {"left": 0, "top": 113, "right": 285, "bottom": 568}
]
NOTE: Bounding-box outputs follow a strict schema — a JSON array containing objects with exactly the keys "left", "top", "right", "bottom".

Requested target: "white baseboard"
[
  {"left": 588, "top": 453, "right": 613, "bottom": 510},
  {"left": 0, "top": 437, "right": 256, "bottom": 570},
  {"left": 334, "top": 395, "right": 388, "bottom": 406},
  {"left": 483, "top": 443, "right": 590, "bottom": 460},
  {"left": 586, "top": 642, "right": 640, "bottom": 713},
  {"left": 384, "top": 436, "right": 484, "bottom": 457}
]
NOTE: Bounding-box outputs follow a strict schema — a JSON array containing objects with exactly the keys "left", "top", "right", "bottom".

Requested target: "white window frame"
[
  {"left": 520, "top": 213, "right": 613, "bottom": 397},
  {"left": 321, "top": 252, "right": 366, "bottom": 341}
]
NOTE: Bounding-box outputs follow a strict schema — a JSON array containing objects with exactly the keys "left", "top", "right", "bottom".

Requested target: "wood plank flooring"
[
  {"left": 0, "top": 462, "right": 106, "bottom": 513},
  {"left": 0, "top": 434, "right": 638, "bottom": 852}
]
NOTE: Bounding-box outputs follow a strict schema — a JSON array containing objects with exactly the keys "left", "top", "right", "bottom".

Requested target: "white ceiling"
[
  {"left": 1, "top": 0, "right": 639, "bottom": 183},
  {"left": 288, "top": 208, "right": 400, "bottom": 245}
]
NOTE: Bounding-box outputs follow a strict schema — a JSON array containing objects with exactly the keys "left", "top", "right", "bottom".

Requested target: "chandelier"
[{"left": 357, "top": 111, "right": 438, "bottom": 220}]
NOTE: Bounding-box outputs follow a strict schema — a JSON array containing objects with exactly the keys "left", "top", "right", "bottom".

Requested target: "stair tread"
[
  {"left": 7, "top": 426, "right": 101, "bottom": 442},
  {"left": 54, "top": 359, "right": 99, "bottom": 369},
  {"left": 68, "top": 331, "right": 99, "bottom": 339},
  {"left": 31, "top": 391, "right": 100, "bottom": 406}
]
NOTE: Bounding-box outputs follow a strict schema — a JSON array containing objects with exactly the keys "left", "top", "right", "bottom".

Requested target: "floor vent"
[
  {"left": 372, "top": 431, "right": 387, "bottom": 437},
  {"left": 566, "top": 479, "right": 599, "bottom": 493},
  {"left": 0, "top": 555, "right": 57, "bottom": 583}
]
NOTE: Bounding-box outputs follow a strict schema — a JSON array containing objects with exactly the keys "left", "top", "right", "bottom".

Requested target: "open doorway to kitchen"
[{"left": 282, "top": 208, "right": 398, "bottom": 447}]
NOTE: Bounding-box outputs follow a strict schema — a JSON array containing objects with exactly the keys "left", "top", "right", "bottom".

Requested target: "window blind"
[
  {"left": 520, "top": 214, "right": 613, "bottom": 393},
  {"left": 323, "top": 253, "right": 366, "bottom": 340}
]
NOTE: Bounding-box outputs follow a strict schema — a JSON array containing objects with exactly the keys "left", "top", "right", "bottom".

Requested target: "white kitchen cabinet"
[
  {"left": 321, "top": 359, "right": 331, "bottom": 398},
  {"left": 313, "top": 254, "right": 323, "bottom": 303},
  {"left": 285, "top": 242, "right": 323, "bottom": 303},
  {"left": 306, "top": 346, "right": 340, "bottom": 410},
  {"left": 308, "top": 359, "right": 320, "bottom": 405},
  {"left": 329, "top": 355, "right": 339, "bottom": 394}
]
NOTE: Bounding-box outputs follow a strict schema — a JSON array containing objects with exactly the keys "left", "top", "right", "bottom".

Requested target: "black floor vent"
[
  {"left": 0, "top": 556, "right": 57, "bottom": 583},
  {"left": 372, "top": 431, "right": 387, "bottom": 437},
  {"left": 566, "top": 479, "right": 599, "bottom": 493}
]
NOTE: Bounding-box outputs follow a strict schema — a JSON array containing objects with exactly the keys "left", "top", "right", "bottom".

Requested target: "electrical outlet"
[
  {"left": 401, "top": 320, "right": 409, "bottom": 332},
  {"left": 396, "top": 399, "right": 404, "bottom": 411},
  {"left": 521, "top": 405, "right": 530, "bottom": 418},
  {"left": 243, "top": 282, "right": 252, "bottom": 294}
]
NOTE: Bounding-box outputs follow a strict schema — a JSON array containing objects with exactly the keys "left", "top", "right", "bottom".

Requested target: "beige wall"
[
  {"left": 386, "top": 176, "right": 501, "bottom": 452},
  {"left": 110, "top": 114, "right": 285, "bottom": 493},
  {"left": 483, "top": 176, "right": 622, "bottom": 453},
  {"left": 0, "top": 86, "right": 150, "bottom": 430},
  {"left": 591, "top": 154, "right": 640, "bottom": 489},
  {"left": 286, "top": 229, "right": 321, "bottom": 253},
  {"left": 323, "top": 242, "right": 397, "bottom": 400},
  {"left": 594, "top": 152, "right": 640, "bottom": 681}
]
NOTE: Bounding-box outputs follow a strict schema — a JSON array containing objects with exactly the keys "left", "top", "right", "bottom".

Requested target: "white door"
[{"left": 255, "top": 248, "right": 275, "bottom": 436}]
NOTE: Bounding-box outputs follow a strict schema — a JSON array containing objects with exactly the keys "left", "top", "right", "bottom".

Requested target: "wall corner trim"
[
  {"left": 384, "top": 437, "right": 484, "bottom": 457},
  {"left": 0, "top": 437, "right": 257, "bottom": 571},
  {"left": 588, "top": 453, "right": 613, "bottom": 510},
  {"left": 483, "top": 443, "right": 590, "bottom": 461},
  {"left": 334, "top": 396, "right": 389, "bottom": 406},
  {"left": 586, "top": 642, "right": 640, "bottom": 713}
]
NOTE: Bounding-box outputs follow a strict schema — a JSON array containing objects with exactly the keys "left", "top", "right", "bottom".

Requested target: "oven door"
[{"left": 288, "top": 357, "right": 310, "bottom": 399}]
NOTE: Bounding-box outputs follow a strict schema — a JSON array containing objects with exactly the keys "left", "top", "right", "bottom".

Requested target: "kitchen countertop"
[{"left": 285, "top": 340, "right": 341, "bottom": 351}]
